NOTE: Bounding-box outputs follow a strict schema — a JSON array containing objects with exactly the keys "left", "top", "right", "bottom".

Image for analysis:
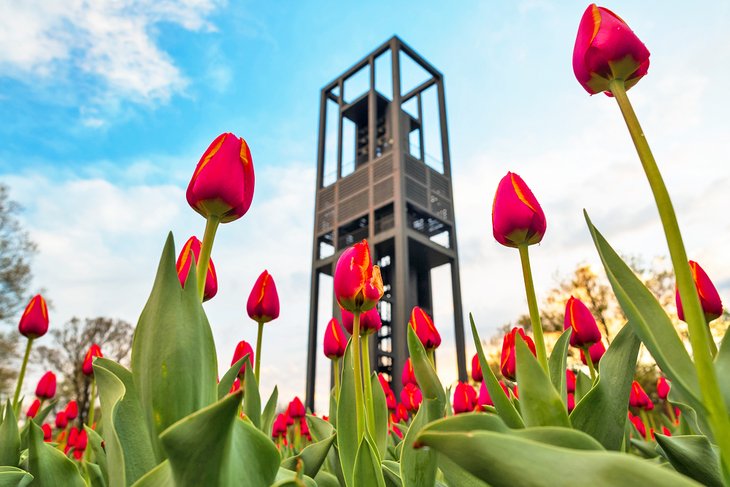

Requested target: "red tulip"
[
  {"left": 409, "top": 307, "right": 441, "bottom": 351},
  {"left": 323, "top": 318, "right": 347, "bottom": 359},
  {"left": 567, "top": 393, "right": 576, "bottom": 413},
  {"left": 629, "top": 412, "right": 646, "bottom": 438},
  {"left": 288, "top": 397, "right": 306, "bottom": 419},
  {"left": 55, "top": 411, "right": 67, "bottom": 429},
  {"left": 477, "top": 381, "right": 493, "bottom": 408},
  {"left": 492, "top": 172, "right": 546, "bottom": 248},
  {"left": 500, "top": 327, "right": 536, "bottom": 381},
  {"left": 42, "top": 423, "right": 52, "bottom": 441},
  {"left": 400, "top": 383, "right": 423, "bottom": 411},
  {"left": 564, "top": 296, "right": 601, "bottom": 348},
  {"left": 471, "top": 353, "right": 483, "bottom": 382},
  {"left": 391, "top": 424, "right": 404, "bottom": 439},
  {"left": 333, "top": 240, "right": 383, "bottom": 313},
  {"left": 499, "top": 381, "right": 510, "bottom": 397},
  {"left": 385, "top": 389, "right": 397, "bottom": 411},
  {"left": 580, "top": 340, "right": 606, "bottom": 366},
  {"left": 176, "top": 236, "right": 218, "bottom": 301},
  {"left": 378, "top": 373, "right": 392, "bottom": 394},
  {"left": 74, "top": 428, "right": 88, "bottom": 452},
  {"left": 18, "top": 294, "right": 49, "bottom": 339},
  {"left": 187, "top": 132, "right": 255, "bottom": 223},
  {"left": 272, "top": 413, "right": 288, "bottom": 438},
  {"left": 247, "top": 270, "right": 280, "bottom": 323},
  {"left": 26, "top": 398, "right": 41, "bottom": 418},
  {"left": 299, "top": 416, "right": 310, "bottom": 436},
  {"left": 572, "top": 4, "right": 650, "bottom": 95},
  {"left": 341, "top": 307, "right": 382, "bottom": 336},
  {"left": 231, "top": 340, "right": 254, "bottom": 377},
  {"left": 82, "top": 344, "right": 103, "bottom": 376},
  {"left": 676, "top": 260, "right": 723, "bottom": 322},
  {"left": 36, "top": 371, "right": 56, "bottom": 399},
  {"left": 65, "top": 401, "right": 78, "bottom": 421},
  {"left": 566, "top": 369, "right": 577, "bottom": 393},
  {"left": 511, "top": 385, "right": 519, "bottom": 399},
  {"left": 395, "top": 403, "right": 409, "bottom": 422},
  {"left": 453, "top": 382, "right": 477, "bottom": 414},
  {"left": 629, "top": 381, "right": 652, "bottom": 409},
  {"left": 401, "top": 357, "right": 417, "bottom": 387},
  {"left": 661, "top": 426, "right": 672, "bottom": 437},
  {"left": 229, "top": 378, "right": 241, "bottom": 394},
  {"left": 657, "top": 377, "right": 670, "bottom": 401}
]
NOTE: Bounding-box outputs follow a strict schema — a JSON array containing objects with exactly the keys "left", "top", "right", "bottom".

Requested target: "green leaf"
[
  {"left": 93, "top": 357, "right": 157, "bottom": 487},
  {"left": 584, "top": 213, "right": 702, "bottom": 413},
  {"left": 336, "top": 341, "right": 358, "bottom": 487},
  {"left": 261, "top": 386, "right": 279, "bottom": 436},
  {"left": 160, "top": 390, "right": 279, "bottom": 487},
  {"left": 84, "top": 426, "right": 108, "bottom": 486},
  {"left": 272, "top": 467, "right": 317, "bottom": 487},
  {"left": 371, "top": 372, "right": 389, "bottom": 459},
  {"left": 515, "top": 338, "right": 570, "bottom": 427},
  {"left": 32, "top": 401, "right": 56, "bottom": 426},
  {"left": 281, "top": 416, "right": 336, "bottom": 479},
  {"left": 353, "top": 437, "right": 386, "bottom": 487},
  {"left": 306, "top": 414, "right": 334, "bottom": 442},
  {"left": 314, "top": 470, "right": 341, "bottom": 487},
  {"left": 131, "top": 233, "right": 218, "bottom": 453},
  {"left": 26, "top": 422, "right": 85, "bottom": 487},
  {"left": 655, "top": 434, "right": 722, "bottom": 487},
  {"left": 84, "top": 462, "right": 107, "bottom": 487},
  {"left": 548, "top": 329, "right": 571, "bottom": 403},
  {"left": 470, "top": 315, "right": 523, "bottom": 429},
  {"left": 217, "top": 356, "right": 248, "bottom": 400},
  {"left": 416, "top": 429, "right": 700, "bottom": 486},
  {"left": 575, "top": 371, "right": 592, "bottom": 402},
  {"left": 0, "top": 466, "right": 33, "bottom": 487},
  {"left": 242, "top": 361, "right": 261, "bottom": 429},
  {"left": 0, "top": 400, "right": 20, "bottom": 467},
  {"left": 714, "top": 332, "right": 730, "bottom": 411},
  {"left": 382, "top": 460, "right": 402, "bottom": 487},
  {"left": 570, "top": 323, "right": 641, "bottom": 450},
  {"left": 130, "top": 462, "right": 174, "bottom": 487},
  {"left": 438, "top": 455, "right": 490, "bottom": 487}
]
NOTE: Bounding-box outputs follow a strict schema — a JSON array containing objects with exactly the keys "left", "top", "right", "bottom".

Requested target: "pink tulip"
[
  {"left": 657, "top": 377, "right": 670, "bottom": 401},
  {"left": 500, "top": 328, "right": 536, "bottom": 381},
  {"left": 676, "top": 260, "right": 723, "bottom": 322},
  {"left": 401, "top": 357, "right": 417, "bottom": 387},
  {"left": 453, "top": 382, "right": 477, "bottom": 414},
  {"left": 65, "top": 400, "right": 78, "bottom": 421},
  {"left": 333, "top": 240, "right": 383, "bottom": 313},
  {"left": 566, "top": 369, "right": 577, "bottom": 393},
  {"left": 471, "top": 353, "right": 483, "bottom": 382},
  {"left": 26, "top": 398, "right": 41, "bottom": 418},
  {"left": 400, "top": 383, "right": 423, "bottom": 411},
  {"left": 231, "top": 340, "right": 254, "bottom": 378},
  {"left": 564, "top": 296, "right": 601, "bottom": 348},
  {"left": 323, "top": 318, "right": 347, "bottom": 359},
  {"left": 629, "top": 381, "right": 652, "bottom": 410},
  {"left": 409, "top": 307, "right": 441, "bottom": 351},
  {"left": 477, "top": 381, "right": 493, "bottom": 408},
  {"left": 36, "top": 371, "right": 56, "bottom": 399},
  {"left": 492, "top": 172, "right": 546, "bottom": 248},
  {"left": 18, "top": 294, "right": 49, "bottom": 339},
  {"left": 288, "top": 397, "right": 306, "bottom": 419},
  {"left": 247, "top": 270, "right": 280, "bottom": 323},
  {"left": 341, "top": 307, "right": 382, "bottom": 336},
  {"left": 82, "top": 344, "right": 103, "bottom": 376},
  {"left": 580, "top": 340, "right": 606, "bottom": 366},
  {"left": 176, "top": 236, "right": 218, "bottom": 301}
]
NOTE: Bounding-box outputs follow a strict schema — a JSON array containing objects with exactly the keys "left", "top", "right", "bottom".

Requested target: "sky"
[{"left": 2, "top": 0, "right": 729, "bottom": 413}]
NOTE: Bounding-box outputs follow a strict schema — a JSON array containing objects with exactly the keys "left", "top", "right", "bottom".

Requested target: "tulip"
[
  {"left": 82, "top": 344, "right": 103, "bottom": 376},
  {"left": 42, "top": 423, "right": 52, "bottom": 442},
  {"left": 409, "top": 307, "right": 441, "bottom": 352},
  {"left": 572, "top": 4, "right": 650, "bottom": 96},
  {"left": 401, "top": 357, "right": 417, "bottom": 387},
  {"left": 176, "top": 236, "right": 218, "bottom": 301},
  {"left": 65, "top": 400, "right": 78, "bottom": 421},
  {"left": 500, "top": 327, "right": 536, "bottom": 381},
  {"left": 566, "top": 369, "right": 577, "bottom": 393},
  {"left": 453, "top": 382, "right": 477, "bottom": 414},
  {"left": 511, "top": 385, "right": 519, "bottom": 399},
  {"left": 378, "top": 373, "right": 392, "bottom": 394},
  {"left": 26, "top": 398, "right": 41, "bottom": 418},
  {"left": 247, "top": 270, "right": 280, "bottom": 323},
  {"left": 385, "top": 389, "right": 397, "bottom": 411},
  {"left": 629, "top": 412, "right": 647, "bottom": 439},
  {"left": 676, "top": 260, "right": 723, "bottom": 323},
  {"left": 477, "top": 381, "right": 493, "bottom": 408},
  {"left": 567, "top": 393, "right": 576, "bottom": 413},
  {"left": 18, "top": 294, "right": 49, "bottom": 339},
  {"left": 471, "top": 353, "right": 483, "bottom": 382},
  {"left": 231, "top": 340, "right": 254, "bottom": 379},
  {"left": 74, "top": 428, "right": 88, "bottom": 452},
  {"left": 272, "top": 413, "right": 289, "bottom": 438},
  {"left": 323, "top": 318, "right": 347, "bottom": 360},
  {"left": 288, "top": 397, "right": 306, "bottom": 419},
  {"left": 661, "top": 426, "right": 672, "bottom": 437},
  {"left": 564, "top": 296, "right": 601, "bottom": 348},
  {"left": 657, "top": 377, "right": 670, "bottom": 401},
  {"left": 391, "top": 424, "right": 404, "bottom": 439},
  {"left": 492, "top": 172, "right": 546, "bottom": 248},
  {"left": 334, "top": 240, "right": 383, "bottom": 313},
  {"left": 55, "top": 411, "right": 68, "bottom": 429},
  {"left": 36, "top": 371, "right": 56, "bottom": 399},
  {"left": 580, "top": 340, "right": 605, "bottom": 367},
  {"left": 395, "top": 403, "right": 409, "bottom": 423},
  {"left": 341, "top": 307, "right": 382, "bottom": 336},
  {"left": 229, "top": 378, "right": 241, "bottom": 394},
  {"left": 629, "top": 381, "right": 652, "bottom": 409},
  {"left": 400, "top": 383, "right": 423, "bottom": 411}
]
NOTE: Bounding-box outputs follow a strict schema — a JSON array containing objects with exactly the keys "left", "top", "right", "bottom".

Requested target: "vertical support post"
[
  {"left": 417, "top": 93, "right": 425, "bottom": 163},
  {"left": 336, "top": 79, "right": 344, "bottom": 180},
  {"left": 305, "top": 270, "right": 320, "bottom": 411}
]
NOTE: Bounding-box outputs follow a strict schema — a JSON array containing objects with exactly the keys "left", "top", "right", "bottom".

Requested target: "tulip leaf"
[
  {"left": 0, "top": 400, "right": 20, "bottom": 467},
  {"left": 280, "top": 429, "right": 335, "bottom": 479},
  {"left": 83, "top": 462, "right": 106, "bottom": 487},
  {"left": 548, "top": 329, "right": 571, "bottom": 403},
  {"left": 129, "top": 462, "right": 174, "bottom": 487},
  {"left": 415, "top": 429, "right": 700, "bottom": 487},
  {"left": 261, "top": 386, "right": 279, "bottom": 436},
  {"left": 242, "top": 361, "right": 261, "bottom": 429},
  {"left": 93, "top": 357, "right": 157, "bottom": 487},
  {"left": 26, "top": 422, "right": 85, "bottom": 487},
  {"left": 575, "top": 371, "right": 592, "bottom": 402},
  {"left": 371, "top": 372, "right": 389, "bottom": 459},
  {"left": 654, "top": 434, "right": 722, "bottom": 487},
  {"left": 314, "top": 470, "right": 341, "bottom": 487},
  {"left": 515, "top": 337, "right": 570, "bottom": 428},
  {"left": 160, "top": 390, "right": 279, "bottom": 487},
  {"left": 584, "top": 213, "right": 703, "bottom": 413},
  {"left": 438, "top": 455, "right": 490, "bottom": 487},
  {"left": 714, "top": 333, "right": 730, "bottom": 411},
  {"left": 570, "top": 323, "right": 641, "bottom": 450},
  {"left": 31, "top": 400, "right": 56, "bottom": 426},
  {"left": 131, "top": 233, "right": 218, "bottom": 454},
  {"left": 217, "top": 356, "right": 247, "bottom": 400},
  {"left": 382, "top": 460, "right": 402, "bottom": 487},
  {"left": 470, "top": 314, "right": 524, "bottom": 429},
  {"left": 353, "top": 436, "right": 386, "bottom": 487},
  {"left": 336, "top": 341, "right": 358, "bottom": 487},
  {"left": 84, "top": 426, "right": 108, "bottom": 486},
  {"left": 272, "top": 467, "right": 317, "bottom": 487},
  {"left": 307, "top": 414, "right": 334, "bottom": 442},
  {"left": 0, "top": 466, "right": 33, "bottom": 487}
]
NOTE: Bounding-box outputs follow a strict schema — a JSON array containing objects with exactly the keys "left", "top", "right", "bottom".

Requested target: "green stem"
[
  {"left": 12, "top": 337, "right": 34, "bottom": 412},
  {"left": 255, "top": 321, "right": 264, "bottom": 385},
  {"left": 361, "top": 334, "right": 376, "bottom": 437},
  {"left": 517, "top": 244, "right": 549, "bottom": 374},
  {"left": 639, "top": 409, "right": 651, "bottom": 441},
  {"left": 582, "top": 346, "right": 597, "bottom": 383},
  {"left": 294, "top": 419, "right": 301, "bottom": 452},
  {"left": 427, "top": 349, "right": 435, "bottom": 368},
  {"left": 332, "top": 357, "right": 340, "bottom": 400},
  {"left": 665, "top": 401, "right": 678, "bottom": 425},
  {"left": 87, "top": 377, "right": 96, "bottom": 428},
  {"left": 609, "top": 78, "right": 730, "bottom": 475},
  {"left": 196, "top": 215, "right": 221, "bottom": 302},
  {"left": 351, "top": 311, "right": 365, "bottom": 439}
]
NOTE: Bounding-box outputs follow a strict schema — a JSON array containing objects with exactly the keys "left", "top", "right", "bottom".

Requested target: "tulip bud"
[
  {"left": 564, "top": 296, "right": 602, "bottom": 348},
  {"left": 661, "top": 426, "right": 672, "bottom": 437},
  {"left": 657, "top": 377, "right": 670, "bottom": 401},
  {"left": 82, "top": 344, "right": 103, "bottom": 376},
  {"left": 629, "top": 412, "right": 646, "bottom": 438},
  {"left": 334, "top": 240, "right": 383, "bottom": 313},
  {"left": 300, "top": 416, "right": 310, "bottom": 437},
  {"left": 42, "top": 423, "right": 52, "bottom": 441},
  {"left": 288, "top": 397, "right": 306, "bottom": 419},
  {"left": 341, "top": 307, "right": 382, "bottom": 336},
  {"left": 74, "top": 428, "right": 88, "bottom": 452},
  {"left": 566, "top": 369, "right": 577, "bottom": 393},
  {"left": 18, "top": 294, "right": 49, "bottom": 339},
  {"left": 400, "top": 383, "right": 423, "bottom": 411},
  {"left": 231, "top": 340, "right": 254, "bottom": 378},
  {"left": 567, "top": 393, "right": 576, "bottom": 413},
  {"left": 229, "top": 378, "right": 241, "bottom": 394},
  {"left": 580, "top": 340, "right": 606, "bottom": 366},
  {"left": 395, "top": 403, "right": 409, "bottom": 422},
  {"left": 377, "top": 373, "right": 392, "bottom": 394},
  {"left": 676, "top": 260, "right": 723, "bottom": 322},
  {"left": 572, "top": 4, "right": 650, "bottom": 95},
  {"left": 511, "top": 384, "right": 519, "bottom": 399},
  {"left": 187, "top": 133, "right": 255, "bottom": 223},
  {"left": 176, "top": 236, "right": 218, "bottom": 301},
  {"left": 409, "top": 307, "right": 441, "bottom": 351},
  {"left": 55, "top": 410, "right": 68, "bottom": 429},
  {"left": 471, "top": 353, "right": 483, "bottom": 382},
  {"left": 26, "top": 398, "right": 41, "bottom": 418},
  {"left": 500, "top": 327, "right": 536, "bottom": 381},
  {"left": 453, "top": 382, "right": 477, "bottom": 414},
  {"left": 477, "top": 381, "right": 493, "bottom": 408},
  {"left": 401, "top": 357, "right": 417, "bottom": 387},
  {"left": 272, "top": 413, "right": 289, "bottom": 438},
  {"left": 323, "top": 318, "right": 347, "bottom": 359},
  {"left": 65, "top": 400, "right": 78, "bottom": 421},
  {"left": 629, "top": 381, "right": 652, "bottom": 409},
  {"left": 385, "top": 389, "right": 397, "bottom": 411},
  {"left": 492, "top": 172, "right": 546, "bottom": 248},
  {"left": 247, "top": 270, "right": 280, "bottom": 323},
  {"left": 391, "top": 424, "right": 404, "bottom": 439},
  {"left": 36, "top": 371, "right": 56, "bottom": 399}
]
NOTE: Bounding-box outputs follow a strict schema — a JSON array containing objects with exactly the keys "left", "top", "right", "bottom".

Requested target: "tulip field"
[{"left": 2, "top": 4, "right": 730, "bottom": 486}]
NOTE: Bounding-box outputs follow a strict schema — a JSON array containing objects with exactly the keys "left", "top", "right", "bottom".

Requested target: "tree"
[{"left": 34, "top": 316, "right": 134, "bottom": 425}]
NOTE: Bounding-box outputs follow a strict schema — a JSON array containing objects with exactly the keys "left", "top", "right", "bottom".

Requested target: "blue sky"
[{"left": 2, "top": 1, "right": 729, "bottom": 411}]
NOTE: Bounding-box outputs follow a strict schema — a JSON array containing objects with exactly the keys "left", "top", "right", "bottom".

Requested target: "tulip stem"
[
  {"left": 639, "top": 409, "right": 651, "bottom": 441},
  {"left": 665, "top": 401, "right": 677, "bottom": 425},
  {"left": 582, "top": 346, "right": 597, "bottom": 383},
  {"left": 332, "top": 357, "right": 340, "bottom": 399},
  {"left": 351, "top": 311, "right": 365, "bottom": 439},
  {"left": 609, "top": 78, "right": 730, "bottom": 476},
  {"left": 361, "top": 334, "right": 376, "bottom": 438},
  {"left": 255, "top": 321, "right": 264, "bottom": 384},
  {"left": 87, "top": 377, "right": 96, "bottom": 429},
  {"left": 427, "top": 349, "right": 435, "bottom": 368},
  {"left": 517, "top": 244, "right": 549, "bottom": 374},
  {"left": 196, "top": 214, "right": 220, "bottom": 302},
  {"left": 12, "top": 337, "right": 34, "bottom": 412}
]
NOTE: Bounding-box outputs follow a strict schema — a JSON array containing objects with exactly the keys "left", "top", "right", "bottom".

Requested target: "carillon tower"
[{"left": 305, "top": 36, "right": 467, "bottom": 410}]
